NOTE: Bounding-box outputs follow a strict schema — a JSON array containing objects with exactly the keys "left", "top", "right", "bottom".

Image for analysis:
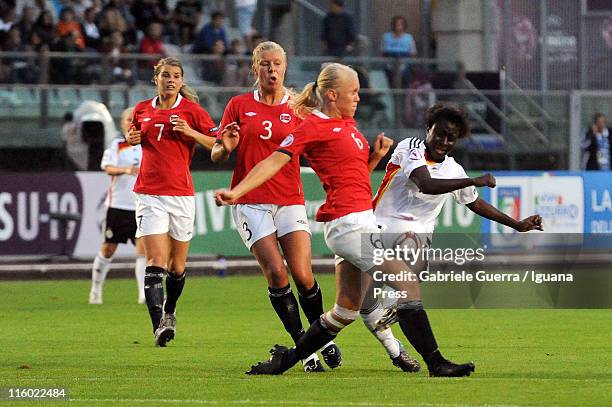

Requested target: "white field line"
[{"left": 69, "top": 398, "right": 543, "bottom": 407}]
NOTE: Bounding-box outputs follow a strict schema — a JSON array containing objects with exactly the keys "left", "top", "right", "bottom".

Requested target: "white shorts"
[
  {"left": 231, "top": 204, "right": 311, "bottom": 250},
  {"left": 324, "top": 209, "right": 380, "bottom": 273},
  {"left": 135, "top": 194, "right": 195, "bottom": 242}
]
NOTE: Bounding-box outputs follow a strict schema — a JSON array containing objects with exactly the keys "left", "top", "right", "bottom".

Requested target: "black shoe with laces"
[
  {"left": 302, "top": 356, "right": 325, "bottom": 373},
  {"left": 246, "top": 345, "right": 298, "bottom": 375},
  {"left": 428, "top": 359, "right": 475, "bottom": 377}
]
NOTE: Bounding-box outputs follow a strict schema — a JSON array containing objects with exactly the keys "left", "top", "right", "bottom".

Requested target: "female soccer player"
[
  {"left": 126, "top": 57, "right": 219, "bottom": 347},
  {"left": 216, "top": 63, "right": 499, "bottom": 377},
  {"left": 365, "top": 102, "right": 543, "bottom": 335},
  {"left": 89, "top": 106, "right": 146, "bottom": 305},
  {"left": 211, "top": 41, "right": 340, "bottom": 372}
]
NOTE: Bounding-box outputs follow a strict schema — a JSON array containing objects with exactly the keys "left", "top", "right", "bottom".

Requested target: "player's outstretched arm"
[
  {"left": 368, "top": 133, "right": 394, "bottom": 172},
  {"left": 215, "top": 151, "right": 291, "bottom": 205},
  {"left": 173, "top": 119, "right": 216, "bottom": 150},
  {"left": 410, "top": 168, "right": 496, "bottom": 195},
  {"left": 466, "top": 197, "right": 544, "bottom": 232}
]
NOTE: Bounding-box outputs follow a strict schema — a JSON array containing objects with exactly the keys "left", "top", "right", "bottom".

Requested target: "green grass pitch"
[{"left": 2, "top": 275, "right": 611, "bottom": 406}]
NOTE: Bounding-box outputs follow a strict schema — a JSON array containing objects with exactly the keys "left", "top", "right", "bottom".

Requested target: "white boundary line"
[{"left": 69, "top": 398, "right": 539, "bottom": 407}]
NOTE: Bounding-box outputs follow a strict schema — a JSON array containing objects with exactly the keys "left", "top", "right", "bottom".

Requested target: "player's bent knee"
[{"left": 322, "top": 304, "right": 359, "bottom": 332}]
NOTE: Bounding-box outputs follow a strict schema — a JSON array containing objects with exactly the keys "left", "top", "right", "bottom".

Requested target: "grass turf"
[{"left": 2, "top": 275, "right": 611, "bottom": 407}]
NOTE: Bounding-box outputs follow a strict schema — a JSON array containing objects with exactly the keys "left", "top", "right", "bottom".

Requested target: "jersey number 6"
[{"left": 259, "top": 120, "right": 272, "bottom": 140}]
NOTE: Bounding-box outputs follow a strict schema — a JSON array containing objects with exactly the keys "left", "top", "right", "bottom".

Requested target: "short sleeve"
[
  {"left": 396, "top": 144, "right": 427, "bottom": 177},
  {"left": 452, "top": 166, "right": 478, "bottom": 205},
  {"left": 130, "top": 108, "right": 140, "bottom": 130},
  {"left": 277, "top": 121, "right": 315, "bottom": 157},
  {"left": 101, "top": 142, "right": 118, "bottom": 169},
  {"left": 193, "top": 105, "right": 219, "bottom": 137}
]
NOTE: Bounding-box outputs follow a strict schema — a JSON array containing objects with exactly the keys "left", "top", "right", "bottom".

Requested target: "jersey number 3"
[{"left": 259, "top": 120, "right": 272, "bottom": 140}]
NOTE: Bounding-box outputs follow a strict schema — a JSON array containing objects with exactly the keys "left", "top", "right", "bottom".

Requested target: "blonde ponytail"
[
  {"left": 290, "top": 63, "right": 357, "bottom": 119},
  {"left": 289, "top": 82, "right": 321, "bottom": 119}
]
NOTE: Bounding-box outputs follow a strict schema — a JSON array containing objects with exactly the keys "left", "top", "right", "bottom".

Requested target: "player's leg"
[
  {"left": 134, "top": 238, "right": 146, "bottom": 304},
  {"left": 247, "top": 260, "right": 363, "bottom": 375},
  {"left": 142, "top": 233, "right": 170, "bottom": 336},
  {"left": 359, "top": 272, "right": 421, "bottom": 372},
  {"left": 89, "top": 241, "right": 118, "bottom": 304},
  {"left": 278, "top": 228, "right": 341, "bottom": 369},
  {"left": 153, "top": 196, "right": 196, "bottom": 347},
  {"left": 378, "top": 235, "right": 475, "bottom": 377}
]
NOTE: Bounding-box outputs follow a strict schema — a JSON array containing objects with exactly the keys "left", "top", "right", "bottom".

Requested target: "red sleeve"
[
  {"left": 217, "top": 97, "right": 238, "bottom": 142},
  {"left": 193, "top": 104, "right": 219, "bottom": 137},
  {"left": 277, "top": 120, "right": 315, "bottom": 157},
  {"left": 131, "top": 106, "right": 140, "bottom": 130}
]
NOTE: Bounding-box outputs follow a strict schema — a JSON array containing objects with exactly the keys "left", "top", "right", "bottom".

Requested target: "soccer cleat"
[
  {"left": 320, "top": 342, "right": 342, "bottom": 369},
  {"left": 392, "top": 350, "right": 422, "bottom": 373},
  {"left": 429, "top": 359, "right": 475, "bottom": 377},
  {"left": 154, "top": 313, "right": 176, "bottom": 347},
  {"left": 302, "top": 354, "right": 325, "bottom": 373},
  {"left": 375, "top": 307, "right": 399, "bottom": 331},
  {"left": 88, "top": 291, "right": 103, "bottom": 305},
  {"left": 246, "top": 344, "right": 296, "bottom": 375}
]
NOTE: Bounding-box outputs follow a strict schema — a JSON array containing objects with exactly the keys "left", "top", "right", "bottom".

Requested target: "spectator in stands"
[
  {"left": 224, "top": 37, "right": 250, "bottom": 87},
  {"left": 130, "top": 0, "right": 169, "bottom": 33},
  {"left": 245, "top": 32, "right": 264, "bottom": 56},
  {"left": 81, "top": 6, "right": 101, "bottom": 50},
  {"left": 192, "top": 10, "right": 228, "bottom": 54},
  {"left": 234, "top": 0, "right": 257, "bottom": 39},
  {"left": 34, "top": 10, "right": 56, "bottom": 49},
  {"left": 101, "top": 30, "right": 133, "bottom": 83},
  {"left": 353, "top": 64, "right": 386, "bottom": 126},
  {"left": 321, "top": 0, "right": 356, "bottom": 57},
  {"left": 173, "top": 0, "right": 202, "bottom": 37},
  {"left": 201, "top": 38, "right": 225, "bottom": 85},
  {"left": 139, "top": 21, "right": 165, "bottom": 70},
  {"left": 98, "top": 6, "right": 132, "bottom": 46},
  {"left": 583, "top": 113, "right": 611, "bottom": 171},
  {"left": 15, "top": 5, "right": 37, "bottom": 44},
  {"left": 50, "top": 31, "right": 85, "bottom": 83},
  {"left": 2, "top": 26, "right": 36, "bottom": 83},
  {"left": 381, "top": 16, "right": 417, "bottom": 88},
  {"left": 56, "top": 7, "right": 85, "bottom": 50},
  {"left": 0, "top": 6, "right": 16, "bottom": 34}
]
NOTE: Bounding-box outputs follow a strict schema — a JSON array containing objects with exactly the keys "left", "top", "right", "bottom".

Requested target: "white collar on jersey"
[
  {"left": 151, "top": 93, "right": 183, "bottom": 109},
  {"left": 254, "top": 89, "right": 289, "bottom": 105},
  {"left": 312, "top": 109, "right": 330, "bottom": 119}
]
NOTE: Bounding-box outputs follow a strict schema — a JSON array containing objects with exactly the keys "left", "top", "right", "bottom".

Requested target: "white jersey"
[
  {"left": 101, "top": 138, "right": 142, "bottom": 211},
  {"left": 372, "top": 137, "right": 478, "bottom": 233}
]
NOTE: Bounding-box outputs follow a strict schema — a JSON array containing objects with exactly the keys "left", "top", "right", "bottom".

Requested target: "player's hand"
[
  {"left": 125, "top": 166, "right": 139, "bottom": 176},
  {"left": 127, "top": 128, "right": 141, "bottom": 145},
  {"left": 173, "top": 119, "right": 193, "bottom": 137},
  {"left": 214, "top": 188, "right": 237, "bottom": 206},
  {"left": 221, "top": 122, "right": 240, "bottom": 153},
  {"left": 473, "top": 173, "right": 496, "bottom": 188},
  {"left": 372, "top": 133, "right": 393, "bottom": 157},
  {"left": 515, "top": 214, "right": 543, "bottom": 232}
]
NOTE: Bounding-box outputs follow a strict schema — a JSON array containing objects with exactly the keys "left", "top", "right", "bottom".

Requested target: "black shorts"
[{"left": 103, "top": 207, "right": 137, "bottom": 244}]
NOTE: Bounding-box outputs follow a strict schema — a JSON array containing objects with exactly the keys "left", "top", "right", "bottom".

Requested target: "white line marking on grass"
[{"left": 70, "top": 398, "right": 542, "bottom": 407}]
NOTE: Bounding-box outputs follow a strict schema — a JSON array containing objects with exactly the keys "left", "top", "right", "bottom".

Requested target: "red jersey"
[
  {"left": 220, "top": 90, "right": 304, "bottom": 205},
  {"left": 132, "top": 94, "right": 218, "bottom": 196},
  {"left": 278, "top": 110, "right": 372, "bottom": 222}
]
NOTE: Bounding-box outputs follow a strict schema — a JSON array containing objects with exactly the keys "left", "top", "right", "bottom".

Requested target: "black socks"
[
  {"left": 268, "top": 284, "right": 304, "bottom": 343},
  {"left": 144, "top": 266, "right": 164, "bottom": 332},
  {"left": 297, "top": 280, "right": 324, "bottom": 325},
  {"left": 164, "top": 271, "right": 186, "bottom": 315}
]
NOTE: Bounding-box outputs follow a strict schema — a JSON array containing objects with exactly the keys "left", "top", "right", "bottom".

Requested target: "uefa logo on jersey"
[
  {"left": 280, "top": 134, "right": 294, "bottom": 147},
  {"left": 279, "top": 113, "right": 292, "bottom": 123},
  {"left": 169, "top": 114, "right": 180, "bottom": 124}
]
